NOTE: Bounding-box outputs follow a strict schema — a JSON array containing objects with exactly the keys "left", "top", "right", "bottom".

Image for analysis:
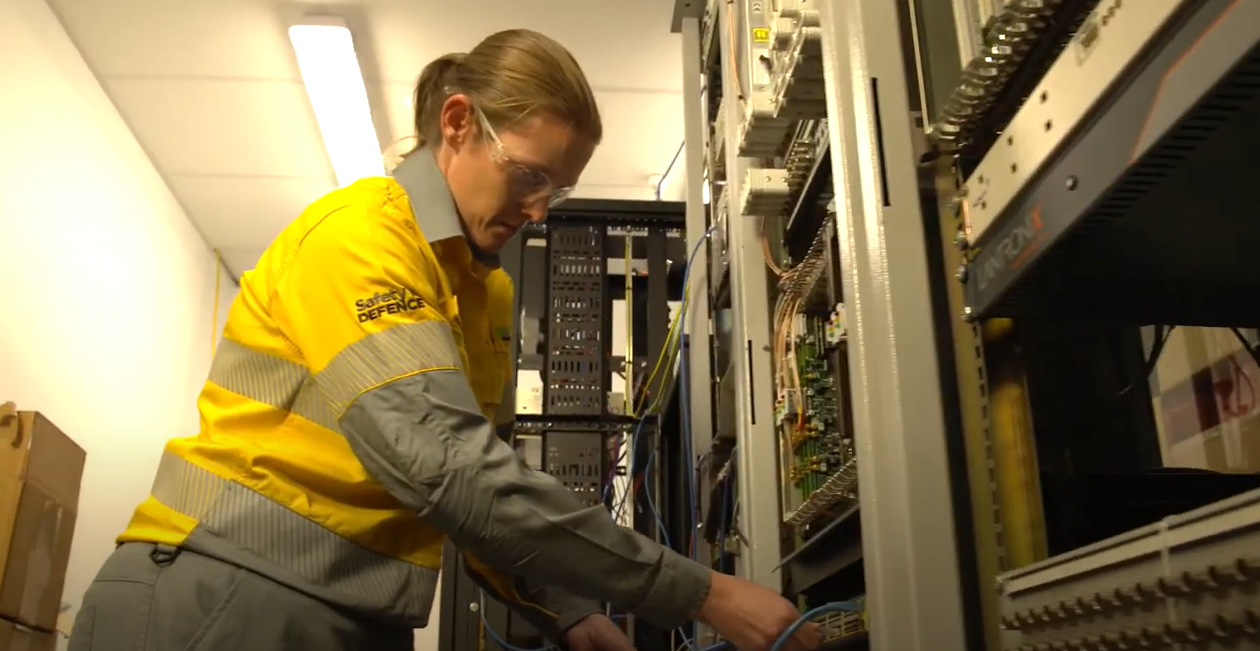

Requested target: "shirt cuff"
[
  {"left": 556, "top": 603, "right": 606, "bottom": 633},
  {"left": 634, "top": 552, "right": 712, "bottom": 630}
]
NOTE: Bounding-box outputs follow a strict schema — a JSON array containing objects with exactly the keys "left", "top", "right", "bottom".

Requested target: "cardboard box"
[
  {"left": 0, "top": 617, "right": 57, "bottom": 651},
  {"left": 0, "top": 404, "right": 85, "bottom": 632},
  {"left": 1150, "top": 327, "right": 1260, "bottom": 472}
]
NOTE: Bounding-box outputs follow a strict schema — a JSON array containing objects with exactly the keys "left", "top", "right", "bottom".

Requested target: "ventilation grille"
[
  {"left": 545, "top": 226, "right": 606, "bottom": 415},
  {"left": 545, "top": 431, "right": 606, "bottom": 506},
  {"left": 1081, "top": 51, "right": 1260, "bottom": 234},
  {"left": 997, "top": 47, "right": 1260, "bottom": 311}
]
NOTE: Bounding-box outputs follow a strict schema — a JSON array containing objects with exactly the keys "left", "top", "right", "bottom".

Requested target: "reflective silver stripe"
[
  {"left": 205, "top": 323, "right": 461, "bottom": 428},
  {"left": 317, "top": 320, "right": 464, "bottom": 419},
  {"left": 208, "top": 338, "right": 306, "bottom": 410},
  {"left": 206, "top": 340, "right": 339, "bottom": 431},
  {"left": 150, "top": 452, "right": 438, "bottom": 623},
  {"left": 292, "top": 375, "right": 340, "bottom": 431}
]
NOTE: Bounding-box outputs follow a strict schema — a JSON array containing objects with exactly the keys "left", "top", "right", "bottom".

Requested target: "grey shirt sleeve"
[
  {"left": 462, "top": 556, "right": 604, "bottom": 642},
  {"left": 339, "top": 369, "right": 712, "bottom": 630},
  {"left": 482, "top": 418, "right": 604, "bottom": 640}
]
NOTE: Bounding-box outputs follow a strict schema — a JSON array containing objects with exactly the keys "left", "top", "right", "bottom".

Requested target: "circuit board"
[{"left": 784, "top": 315, "right": 849, "bottom": 500}]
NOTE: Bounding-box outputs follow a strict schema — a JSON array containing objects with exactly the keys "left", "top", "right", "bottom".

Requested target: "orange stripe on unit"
[{"left": 1130, "top": 0, "right": 1245, "bottom": 163}]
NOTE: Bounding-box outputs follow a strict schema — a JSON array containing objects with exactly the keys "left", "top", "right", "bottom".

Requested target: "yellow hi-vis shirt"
[{"left": 117, "top": 150, "right": 710, "bottom": 634}]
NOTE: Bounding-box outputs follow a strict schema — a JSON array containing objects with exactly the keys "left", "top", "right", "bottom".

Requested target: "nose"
[{"left": 523, "top": 202, "right": 548, "bottom": 223}]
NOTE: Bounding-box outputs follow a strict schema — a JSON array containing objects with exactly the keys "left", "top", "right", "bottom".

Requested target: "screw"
[
  {"left": 961, "top": 307, "right": 975, "bottom": 322},
  {"left": 954, "top": 265, "right": 968, "bottom": 282},
  {"left": 953, "top": 231, "right": 969, "bottom": 250},
  {"left": 1065, "top": 176, "right": 1078, "bottom": 190},
  {"left": 469, "top": 602, "right": 480, "bottom": 612}
]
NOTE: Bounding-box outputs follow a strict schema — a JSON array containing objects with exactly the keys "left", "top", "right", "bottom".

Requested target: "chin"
[{"left": 476, "top": 231, "right": 509, "bottom": 254}]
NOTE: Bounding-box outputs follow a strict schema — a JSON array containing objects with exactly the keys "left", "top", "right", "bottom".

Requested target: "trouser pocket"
[{"left": 67, "top": 543, "right": 242, "bottom": 651}]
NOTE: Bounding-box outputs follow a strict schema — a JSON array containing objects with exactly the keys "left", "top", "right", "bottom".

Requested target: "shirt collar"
[{"left": 392, "top": 149, "right": 501, "bottom": 269}]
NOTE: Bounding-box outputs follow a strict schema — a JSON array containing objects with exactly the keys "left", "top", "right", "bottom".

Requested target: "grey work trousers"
[{"left": 68, "top": 543, "right": 414, "bottom": 651}]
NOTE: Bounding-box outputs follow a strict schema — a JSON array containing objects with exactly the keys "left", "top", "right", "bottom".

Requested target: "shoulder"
[
  {"left": 268, "top": 177, "right": 436, "bottom": 283},
  {"left": 299, "top": 178, "right": 420, "bottom": 245},
  {"left": 272, "top": 177, "right": 438, "bottom": 272}
]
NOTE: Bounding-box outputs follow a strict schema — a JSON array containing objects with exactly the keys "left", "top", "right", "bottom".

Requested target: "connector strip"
[{"left": 934, "top": 0, "right": 1074, "bottom": 146}]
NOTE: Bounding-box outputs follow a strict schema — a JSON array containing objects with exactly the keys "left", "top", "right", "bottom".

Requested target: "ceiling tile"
[
  {"left": 168, "top": 173, "right": 335, "bottom": 250},
  {"left": 48, "top": 0, "right": 687, "bottom": 258},
  {"left": 362, "top": 0, "right": 683, "bottom": 91},
  {"left": 104, "top": 78, "right": 335, "bottom": 177},
  {"left": 217, "top": 247, "right": 268, "bottom": 277},
  {"left": 47, "top": 0, "right": 299, "bottom": 80}
]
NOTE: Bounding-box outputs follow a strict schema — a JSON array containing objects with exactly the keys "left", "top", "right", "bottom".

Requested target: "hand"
[
  {"left": 563, "top": 614, "right": 634, "bottom": 651},
  {"left": 696, "top": 571, "right": 822, "bottom": 651}
]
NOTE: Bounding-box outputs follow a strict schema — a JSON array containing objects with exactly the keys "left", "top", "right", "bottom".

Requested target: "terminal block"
[
  {"left": 774, "top": 0, "right": 820, "bottom": 25},
  {"left": 772, "top": 22, "right": 826, "bottom": 120},
  {"left": 739, "top": 168, "right": 793, "bottom": 219},
  {"left": 997, "top": 488, "right": 1260, "bottom": 650},
  {"left": 772, "top": 17, "right": 794, "bottom": 50},
  {"left": 825, "top": 303, "right": 847, "bottom": 345},
  {"left": 735, "top": 5, "right": 827, "bottom": 158},
  {"left": 783, "top": 123, "right": 821, "bottom": 193},
  {"left": 700, "top": 0, "right": 722, "bottom": 72},
  {"left": 737, "top": 89, "right": 794, "bottom": 158},
  {"left": 710, "top": 98, "right": 728, "bottom": 178},
  {"left": 709, "top": 190, "right": 730, "bottom": 284},
  {"left": 775, "top": 389, "right": 800, "bottom": 424}
]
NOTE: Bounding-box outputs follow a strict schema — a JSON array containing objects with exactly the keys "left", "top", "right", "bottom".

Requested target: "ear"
[{"left": 439, "top": 94, "right": 475, "bottom": 147}]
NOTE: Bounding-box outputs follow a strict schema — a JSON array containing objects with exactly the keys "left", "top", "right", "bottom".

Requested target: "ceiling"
[{"left": 45, "top": 0, "right": 687, "bottom": 275}]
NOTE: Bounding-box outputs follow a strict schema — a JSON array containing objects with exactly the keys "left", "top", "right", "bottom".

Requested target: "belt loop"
[{"left": 149, "top": 544, "right": 181, "bottom": 567}]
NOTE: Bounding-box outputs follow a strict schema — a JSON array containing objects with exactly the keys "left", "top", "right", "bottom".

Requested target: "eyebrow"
[{"left": 513, "top": 156, "right": 557, "bottom": 178}]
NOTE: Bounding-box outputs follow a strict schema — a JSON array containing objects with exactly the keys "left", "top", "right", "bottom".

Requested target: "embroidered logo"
[{"left": 354, "top": 288, "right": 426, "bottom": 323}]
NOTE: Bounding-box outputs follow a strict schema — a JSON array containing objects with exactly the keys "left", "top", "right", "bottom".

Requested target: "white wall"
[
  {"left": 0, "top": 0, "right": 236, "bottom": 636},
  {"left": 414, "top": 597, "right": 440, "bottom": 651}
]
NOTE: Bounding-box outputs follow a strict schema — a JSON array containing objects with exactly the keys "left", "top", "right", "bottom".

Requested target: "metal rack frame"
[
  {"left": 681, "top": 0, "right": 1260, "bottom": 648},
  {"left": 816, "top": 1, "right": 970, "bottom": 648},
  {"left": 711, "top": 0, "right": 784, "bottom": 590},
  {"left": 438, "top": 200, "right": 688, "bottom": 651},
  {"left": 681, "top": 14, "right": 715, "bottom": 484},
  {"left": 674, "top": 0, "right": 975, "bottom": 647}
]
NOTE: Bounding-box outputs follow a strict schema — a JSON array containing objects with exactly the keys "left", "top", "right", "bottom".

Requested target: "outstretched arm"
[{"left": 270, "top": 205, "right": 710, "bottom": 630}]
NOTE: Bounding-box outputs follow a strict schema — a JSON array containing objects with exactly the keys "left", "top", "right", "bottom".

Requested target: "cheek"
[
  {"left": 451, "top": 152, "right": 512, "bottom": 219},
  {"left": 482, "top": 175, "right": 514, "bottom": 210}
]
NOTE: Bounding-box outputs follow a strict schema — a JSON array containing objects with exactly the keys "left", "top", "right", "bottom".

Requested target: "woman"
[{"left": 69, "top": 29, "right": 819, "bottom": 651}]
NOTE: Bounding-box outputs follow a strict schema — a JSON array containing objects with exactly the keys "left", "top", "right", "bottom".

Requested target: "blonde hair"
[{"left": 410, "top": 30, "right": 602, "bottom": 151}]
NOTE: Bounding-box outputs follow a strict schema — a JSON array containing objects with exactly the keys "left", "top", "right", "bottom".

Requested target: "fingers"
[
  {"left": 802, "top": 622, "right": 824, "bottom": 648},
  {"left": 789, "top": 622, "right": 823, "bottom": 651}
]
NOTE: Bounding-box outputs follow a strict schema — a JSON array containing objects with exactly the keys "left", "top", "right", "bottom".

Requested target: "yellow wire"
[
  {"left": 642, "top": 290, "right": 687, "bottom": 391},
  {"left": 211, "top": 250, "right": 223, "bottom": 357},
  {"left": 638, "top": 282, "right": 692, "bottom": 416},
  {"left": 636, "top": 294, "right": 684, "bottom": 414}
]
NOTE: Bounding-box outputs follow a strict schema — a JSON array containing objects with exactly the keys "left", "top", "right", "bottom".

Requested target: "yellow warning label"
[{"left": 751, "top": 27, "right": 771, "bottom": 43}]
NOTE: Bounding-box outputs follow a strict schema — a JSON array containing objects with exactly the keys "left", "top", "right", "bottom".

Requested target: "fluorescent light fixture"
[{"left": 288, "top": 18, "right": 384, "bottom": 187}]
